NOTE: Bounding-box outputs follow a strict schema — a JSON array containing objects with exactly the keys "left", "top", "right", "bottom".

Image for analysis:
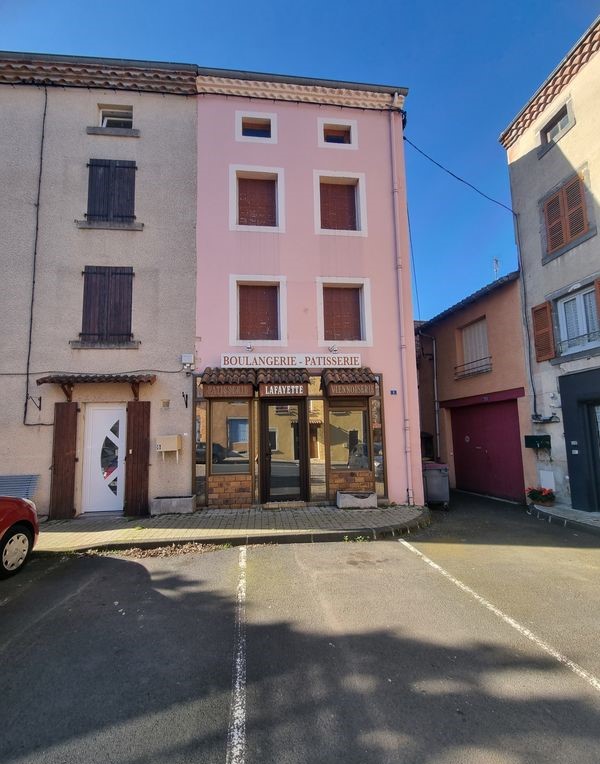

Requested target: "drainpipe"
[
  {"left": 388, "top": 94, "right": 414, "bottom": 505},
  {"left": 418, "top": 331, "right": 440, "bottom": 461}
]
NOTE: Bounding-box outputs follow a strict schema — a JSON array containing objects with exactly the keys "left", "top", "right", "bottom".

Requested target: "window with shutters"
[
  {"left": 542, "top": 174, "right": 589, "bottom": 257},
  {"left": 455, "top": 318, "right": 491, "bottom": 378},
  {"left": 317, "top": 278, "right": 372, "bottom": 346},
  {"left": 556, "top": 283, "right": 600, "bottom": 355},
  {"left": 229, "top": 165, "right": 285, "bottom": 232},
  {"left": 77, "top": 266, "right": 135, "bottom": 346},
  {"left": 77, "top": 159, "right": 141, "bottom": 229},
  {"left": 318, "top": 118, "right": 357, "bottom": 149},
  {"left": 314, "top": 171, "right": 367, "bottom": 236},
  {"left": 230, "top": 275, "right": 287, "bottom": 346},
  {"left": 235, "top": 111, "right": 277, "bottom": 143}
]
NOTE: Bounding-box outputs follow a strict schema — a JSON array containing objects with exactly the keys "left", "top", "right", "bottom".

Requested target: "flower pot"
[{"left": 536, "top": 499, "right": 555, "bottom": 507}]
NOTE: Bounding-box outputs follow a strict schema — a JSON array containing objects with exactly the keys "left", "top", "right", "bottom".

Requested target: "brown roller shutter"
[
  {"left": 238, "top": 178, "right": 276, "bottom": 226},
  {"left": 320, "top": 182, "right": 357, "bottom": 230},
  {"left": 239, "top": 284, "right": 279, "bottom": 340},
  {"left": 49, "top": 402, "right": 78, "bottom": 519},
  {"left": 532, "top": 302, "right": 556, "bottom": 362},
  {"left": 323, "top": 287, "right": 362, "bottom": 341},
  {"left": 124, "top": 401, "right": 150, "bottom": 517}
]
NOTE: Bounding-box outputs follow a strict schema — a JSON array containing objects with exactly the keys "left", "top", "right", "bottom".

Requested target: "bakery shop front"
[{"left": 194, "top": 356, "right": 386, "bottom": 507}]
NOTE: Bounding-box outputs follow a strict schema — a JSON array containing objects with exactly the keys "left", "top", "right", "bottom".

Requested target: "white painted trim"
[
  {"left": 317, "top": 117, "right": 358, "bottom": 150},
  {"left": 235, "top": 110, "right": 278, "bottom": 144},
  {"left": 313, "top": 170, "right": 367, "bottom": 237},
  {"left": 315, "top": 276, "right": 373, "bottom": 347},
  {"left": 229, "top": 274, "right": 288, "bottom": 347},
  {"left": 229, "top": 164, "right": 286, "bottom": 233}
]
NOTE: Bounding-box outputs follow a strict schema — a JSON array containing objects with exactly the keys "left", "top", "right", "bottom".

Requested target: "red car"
[{"left": 0, "top": 497, "right": 39, "bottom": 578}]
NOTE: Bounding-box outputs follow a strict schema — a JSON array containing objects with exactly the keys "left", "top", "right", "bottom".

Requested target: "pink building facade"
[{"left": 194, "top": 72, "right": 423, "bottom": 507}]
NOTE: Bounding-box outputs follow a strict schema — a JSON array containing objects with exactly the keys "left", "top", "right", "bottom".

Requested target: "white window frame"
[
  {"left": 268, "top": 427, "right": 279, "bottom": 452},
  {"left": 98, "top": 104, "right": 133, "bottom": 129},
  {"left": 317, "top": 117, "right": 358, "bottom": 150},
  {"left": 229, "top": 274, "right": 288, "bottom": 347},
  {"left": 235, "top": 110, "right": 278, "bottom": 144},
  {"left": 313, "top": 170, "right": 367, "bottom": 237},
  {"left": 316, "top": 277, "right": 373, "bottom": 347},
  {"left": 557, "top": 286, "right": 600, "bottom": 354},
  {"left": 229, "top": 165, "right": 285, "bottom": 233}
]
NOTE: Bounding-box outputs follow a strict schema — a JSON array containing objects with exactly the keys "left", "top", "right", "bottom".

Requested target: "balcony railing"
[
  {"left": 454, "top": 356, "right": 492, "bottom": 379},
  {"left": 558, "top": 329, "right": 600, "bottom": 355}
]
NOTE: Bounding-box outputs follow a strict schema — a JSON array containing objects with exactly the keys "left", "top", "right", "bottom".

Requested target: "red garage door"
[{"left": 451, "top": 399, "right": 525, "bottom": 502}]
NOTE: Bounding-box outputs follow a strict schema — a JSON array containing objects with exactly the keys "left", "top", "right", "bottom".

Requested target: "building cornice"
[
  {"left": 196, "top": 74, "right": 404, "bottom": 110},
  {"left": 0, "top": 52, "right": 197, "bottom": 95},
  {"left": 499, "top": 17, "right": 600, "bottom": 149}
]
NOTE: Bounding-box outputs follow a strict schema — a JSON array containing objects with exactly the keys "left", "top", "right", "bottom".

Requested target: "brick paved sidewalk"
[{"left": 36, "top": 505, "right": 429, "bottom": 553}]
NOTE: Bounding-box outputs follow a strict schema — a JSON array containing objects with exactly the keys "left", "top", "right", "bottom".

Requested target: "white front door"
[{"left": 82, "top": 404, "right": 127, "bottom": 513}]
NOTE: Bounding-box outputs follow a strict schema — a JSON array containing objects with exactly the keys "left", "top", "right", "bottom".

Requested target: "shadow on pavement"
[{"left": 1, "top": 550, "right": 599, "bottom": 763}]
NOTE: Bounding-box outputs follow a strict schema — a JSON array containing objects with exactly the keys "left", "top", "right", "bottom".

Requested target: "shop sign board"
[
  {"left": 259, "top": 383, "right": 308, "bottom": 397},
  {"left": 327, "top": 383, "right": 376, "bottom": 397},
  {"left": 202, "top": 384, "right": 254, "bottom": 398},
  {"left": 222, "top": 353, "right": 361, "bottom": 368}
]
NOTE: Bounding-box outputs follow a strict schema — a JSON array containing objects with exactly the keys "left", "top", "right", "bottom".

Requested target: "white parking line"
[
  {"left": 400, "top": 540, "right": 600, "bottom": 695},
  {"left": 226, "top": 546, "right": 247, "bottom": 764}
]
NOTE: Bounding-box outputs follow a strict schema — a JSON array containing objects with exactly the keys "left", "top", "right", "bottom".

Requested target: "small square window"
[
  {"left": 324, "top": 124, "right": 351, "bottom": 144},
  {"left": 99, "top": 106, "right": 133, "bottom": 129},
  {"left": 318, "top": 118, "right": 358, "bottom": 149},
  {"left": 235, "top": 111, "right": 277, "bottom": 143},
  {"left": 538, "top": 100, "right": 574, "bottom": 156},
  {"left": 242, "top": 117, "right": 271, "bottom": 139}
]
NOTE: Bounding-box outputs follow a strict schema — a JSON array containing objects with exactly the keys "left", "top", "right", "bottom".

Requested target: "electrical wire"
[{"left": 403, "top": 136, "right": 515, "bottom": 215}]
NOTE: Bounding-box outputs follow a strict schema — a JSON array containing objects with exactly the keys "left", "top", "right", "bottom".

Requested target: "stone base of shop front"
[
  {"left": 328, "top": 470, "right": 375, "bottom": 503},
  {"left": 207, "top": 474, "right": 253, "bottom": 507}
]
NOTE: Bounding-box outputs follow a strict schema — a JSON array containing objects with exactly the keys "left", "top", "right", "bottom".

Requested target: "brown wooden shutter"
[
  {"left": 320, "top": 182, "right": 357, "bottom": 230},
  {"left": 87, "top": 159, "right": 136, "bottom": 222},
  {"left": 106, "top": 267, "right": 134, "bottom": 342},
  {"left": 82, "top": 266, "right": 133, "bottom": 343},
  {"left": 81, "top": 266, "right": 108, "bottom": 342},
  {"left": 49, "top": 402, "right": 78, "bottom": 519},
  {"left": 112, "top": 161, "right": 136, "bottom": 221},
  {"left": 595, "top": 279, "right": 600, "bottom": 317},
  {"left": 87, "top": 159, "right": 112, "bottom": 221},
  {"left": 323, "top": 287, "right": 362, "bottom": 341},
  {"left": 544, "top": 190, "right": 565, "bottom": 254},
  {"left": 124, "top": 401, "right": 150, "bottom": 517},
  {"left": 531, "top": 302, "right": 556, "bottom": 361},
  {"left": 563, "top": 175, "right": 588, "bottom": 241},
  {"left": 238, "top": 178, "right": 276, "bottom": 226},
  {"left": 239, "top": 285, "right": 279, "bottom": 340}
]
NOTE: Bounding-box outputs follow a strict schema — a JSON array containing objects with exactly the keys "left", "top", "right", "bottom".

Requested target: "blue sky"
[{"left": 1, "top": 0, "right": 597, "bottom": 319}]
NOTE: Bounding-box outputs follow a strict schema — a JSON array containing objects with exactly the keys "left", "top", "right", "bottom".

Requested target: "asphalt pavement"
[{"left": 2, "top": 493, "right": 599, "bottom": 763}]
